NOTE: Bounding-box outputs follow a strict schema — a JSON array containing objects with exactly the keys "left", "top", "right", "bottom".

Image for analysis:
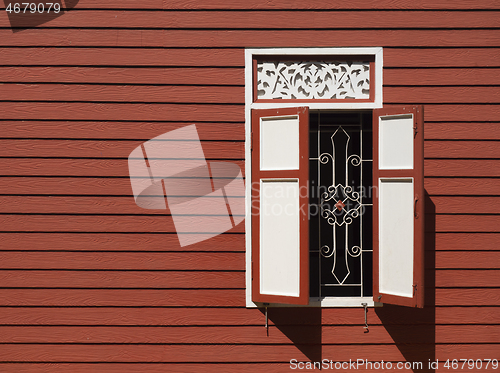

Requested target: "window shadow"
[
  {"left": 375, "top": 191, "right": 436, "bottom": 372},
  {"left": 262, "top": 307, "right": 322, "bottom": 363}
]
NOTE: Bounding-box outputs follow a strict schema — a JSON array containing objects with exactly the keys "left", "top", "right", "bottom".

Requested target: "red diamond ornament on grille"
[{"left": 335, "top": 200, "right": 345, "bottom": 211}]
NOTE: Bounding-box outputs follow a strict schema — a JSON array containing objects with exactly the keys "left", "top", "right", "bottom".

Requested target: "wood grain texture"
[
  {"left": 0, "top": 66, "right": 244, "bottom": 85},
  {"left": 0, "top": 270, "right": 245, "bottom": 289},
  {"left": 0, "top": 269, "right": 495, "bottom": 288},
  {"left": 0, "top": 83, "right": 244, "bottom": 104},
  {"left": 425, "top": 178, "right": 500, "bottom": 196},
  {"left": 5, "top": 139, "right": 498, "bottom": 161},
  {"left": 0, "top": 232, "right": 245, "bottom": 252},
  {"left": 0, "top": 139, "right": 244, "bottom": 159},
  {"left": 0, "top": 232, "right": 494, "bottom": 252},
  {"left": 425, "top": 123, "right": 500, "bottom": 140},
  {"left": 1, "top": 3, "right": 499, "bottom": 369},
  {"left": 2, "top": 10, "right": 499, "bottom": 29},
  {"left": 2, "top": 66, "right": 498, "bottom": 87},
  {"left": 2, "top": 176, "right": 499, "bottom": 197},
  {"left": 0, "top": 213, "right": 494, "bottom": 233},
  {"left": 1, "top": 48, "right": 499, "bottom": 67},
  {"left": 0, "top": 306, "right": 497, "bottom": 326},
  {"left": 0, "top": 324, "right": 497, "bottom": 344},
  {"left": 0, "top": 102, "right": 244, "bottom": 122},
  {"left": 0, "top": 343, "right": 497, "bottom": 363},
  {"left": 0, "top": 251, "right": 493, "bottom": 271},
  {"left": 0, "top": 252, "right": 244, "bottom": 271},
  {"left": 0, "top": 158, "right": 245, "bottom": 176},
  {"left": 2, "top": 195, "right": 497, "bottom": 215},
  {"left": 0, "top": 289, "right": 246, "bottom": 307},
  {"left": 13, "top": 0, "right": 497, "bottom": 10},
  {"left": 385, "top": 68, "right": 500, "bottom": 86},
  {"left": 0, "top": 288, "right": 497, "bottom": 307},
  {"left": 4, "top": 158, "right": 497, "bottom": 178},
  {"left": 4, "top": 84, "right": 500, "bottom": 104},
  {"left": 0, "top": 121, "right": 246, "bottom": 140},
  {"left": 0, "top": 30, "right": 498, "bottom": 48},
  {"left": 425, "top": 141, "right": 500, "bottom": 159}
]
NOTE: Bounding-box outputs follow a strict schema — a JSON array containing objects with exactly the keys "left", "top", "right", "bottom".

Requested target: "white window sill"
[{"left": 248, "top": 297, "right": 382, "bottom": 308}]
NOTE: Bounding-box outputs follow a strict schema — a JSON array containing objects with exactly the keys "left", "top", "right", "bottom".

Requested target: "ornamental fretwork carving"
[{"left": 257, "top": 61, "right": 370, "bottom": 100}]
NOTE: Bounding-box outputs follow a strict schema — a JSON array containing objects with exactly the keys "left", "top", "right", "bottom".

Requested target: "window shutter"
[
  {"left": 251, "top": 107, "right": 309, "bottom": 305},
  {"left": 373, "top": 106, "right": 425, "bottom": 308}
]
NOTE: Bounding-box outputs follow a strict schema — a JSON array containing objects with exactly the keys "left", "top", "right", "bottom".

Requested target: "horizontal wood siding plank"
[
  {"left": 385, "top": 86, "right": 500, "bottom": 104},
  {"left": 0, "top": 158, "right": 245, "bottom": 176},
  {"left": 2, "top": 11, "right": 500, "bottom": 29},
  {"left": 1, "top": 48, "right": 499, "bottom": 67},
  {"left": 435, "top": 270, "right": 500, "bottom": 287},
  {"left": 425, "top": 141, "right": 500, "bottom": 159},
  {"left": 0, "top": 177, "right": 497, "bottom": 197},
  {"left": 0, "top": 215, "right": 246, "bottom": 234},
  {"left": 3, "top": 84, "right": 500, "bottom": 105},
  {"left": 0, "top": 102, "right": 244, "bottom": 122},
  {"left": 0, "top": 139, "right": 244, "bottom": 159},
  {"left": 2, "top": 103, "right": 498, "bottom": 122},
  {"left": 0, "top": 325, "right": 497, "bottom": 344},
  {"left": 0, "top": 364, "right": 294, "bottom": 373},
  {"left": 424, "top": 159, "right": 500, "bottom": 177},
  {"left": 433, "top": 252, "right": 500, "bottom": 269},
  {"left": 430, "top": 215, "right": 500, "bottom": 232},
  {"left": 0, "top": 252, "right": 245, "bottom": 271},
  {"left": 10, "top": 0, "right": 496, "bottom": 10},
  {"left": 425, "top": 123, "right": 500, "bottom": 140},
  {"left": 2, "top": 195, "right": 497, "bottom": 215},
  {"left": 0, "top": 30, "right": 498, "bottom": 48},
  {"left": 0, "top": 270, "right": 244, "bottom": 289},
  {"left": 0, "top": 66, "right": 244, "bottom": 85},
  {"left": 2, "top": 67, "right": 498, "bottom": 87},
  {"left": 428, "top": 196, "right": 500, "bottom": 214},
  {"left": 0, "top": 48, "right": 243, "bottom": 67},
  {"left": 0, "top": 289, "right": 247, "bottom": 307},
  {"left": 3, "top": 139, "right": 498, "bottom": 161},
  {"left": 0, "top": 269, "right": 495, "bottom": 288},
  {"left": 0, "top": 343, "right": 497, "bottom": 362},
  {"left": 4, "top": 158, "right": 500, "bottom": 178},
  {"left": 425, "top": 178, "right": 500, "bottom": 196},
  {"left": 385, "top": 68, "right": 500, "bottom": 86},
  {"left": 0, "top": 232, "right": 494, "bottom": 252},
  {"left": 433, "top": 233, "right": 500, "bottom": 251},
  {"left": 0, "top": 213, "right": 495, "bottom": 233},
  {"left": 0, "top": 306, "right": 497, "bottom": 326},
  {"left": 0, "top": 289, "right": 497, "bottom": 307},
  {"left": 0, "top": 84, "right": 244, "bottom": 104},
  {"left": 0, "top": 232, "right": 245, "bottom": 252},
  {"left": 2, "top": 120, "right": 497, "bottom": 141},
  {"left": 0, "top": 121, "right": 246, "bottom": 140},
  {"left": 0, "top": 251, "right": 494, "bottom": 271}
]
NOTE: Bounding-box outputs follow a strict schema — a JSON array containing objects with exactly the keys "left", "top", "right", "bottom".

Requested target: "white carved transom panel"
[{"left": 257, "top": 61, "right": 370, "bottom": 100}]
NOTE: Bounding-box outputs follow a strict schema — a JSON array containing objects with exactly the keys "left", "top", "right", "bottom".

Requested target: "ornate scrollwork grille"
[
  {"left": 257, "top": 61, "right": 370, "bottom": 100},
  {"left": 309, "top": 112, "right": 373, "bottom": 298}
]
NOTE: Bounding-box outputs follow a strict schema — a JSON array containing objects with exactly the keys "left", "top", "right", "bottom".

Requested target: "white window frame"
[{"left": 245, "top": 47, "right": 384, "bottom": 308}]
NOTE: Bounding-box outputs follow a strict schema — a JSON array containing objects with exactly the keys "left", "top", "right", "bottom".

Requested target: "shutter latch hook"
[{"left": 361, "top": 303, "right": 369, "bottom": 333}]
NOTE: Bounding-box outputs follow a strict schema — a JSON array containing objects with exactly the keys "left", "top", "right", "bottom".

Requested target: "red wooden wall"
[{"left": 0, "top": 1, "right": 499, "bottom": 372}]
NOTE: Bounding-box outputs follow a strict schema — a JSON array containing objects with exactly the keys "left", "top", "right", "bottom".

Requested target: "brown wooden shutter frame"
[
  {"left": 373, "top": 106, "right": 425, "bottom": 308},
  {"left": 251, "top": 107, "right": 310, "bottom": 305}
]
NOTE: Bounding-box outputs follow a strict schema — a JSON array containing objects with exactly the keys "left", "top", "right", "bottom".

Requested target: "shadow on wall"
[
  {"left": 263, "top": 307, "right": 322, "bottom": 364},
  {"left": 375, "top": 191, "right": 436, "bottom": 373},
  {"left": 4, "top": 0, "right": 79, "bottom": 32}
]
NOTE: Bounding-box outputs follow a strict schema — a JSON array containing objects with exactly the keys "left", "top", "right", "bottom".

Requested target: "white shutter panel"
[
  {"left": 373, "top": 106, "right": 425, "bottom": 308},
  {"left": 251, "top": 107, "right": 309, "bottom": 305}
]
